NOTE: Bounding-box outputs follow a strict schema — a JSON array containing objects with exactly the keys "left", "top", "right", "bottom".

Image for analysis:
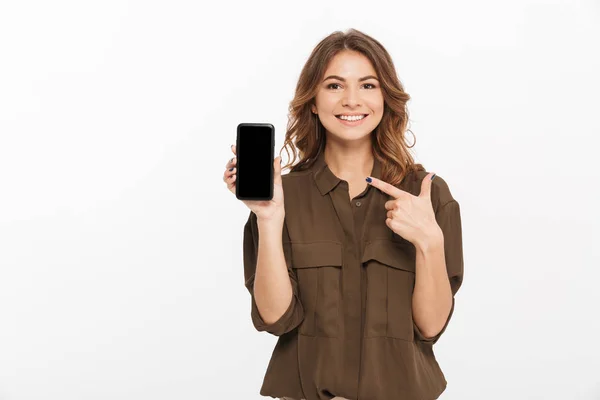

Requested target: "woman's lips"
[{"left": 336, "top": 114, "right": 369, "bottom": 127}]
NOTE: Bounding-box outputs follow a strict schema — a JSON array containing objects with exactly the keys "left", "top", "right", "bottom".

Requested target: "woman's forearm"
[{"left": 253, "top": 217, "right": 294, "bottom": 325}]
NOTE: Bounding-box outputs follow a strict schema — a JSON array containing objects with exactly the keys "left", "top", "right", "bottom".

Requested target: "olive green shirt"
[{"left": 242, "top": 149, "right": 464, "bottom": 400}]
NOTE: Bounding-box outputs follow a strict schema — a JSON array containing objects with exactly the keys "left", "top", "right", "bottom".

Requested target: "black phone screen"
[{"left": 235, "top": 123, "right": 274, "bottom": 200}]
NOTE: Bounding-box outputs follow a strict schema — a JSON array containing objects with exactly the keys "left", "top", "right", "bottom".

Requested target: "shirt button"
[{"left": 355, "top": 201, "right": 362, "bottom": 207}]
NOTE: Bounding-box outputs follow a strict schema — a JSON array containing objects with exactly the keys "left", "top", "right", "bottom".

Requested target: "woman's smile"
[{"left": 335, "top": 113, "right": 369, "bottom": 126}]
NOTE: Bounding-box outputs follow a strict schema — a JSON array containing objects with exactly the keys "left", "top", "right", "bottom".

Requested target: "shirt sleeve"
[
  {"left": 413, "top": 199, "right": 464, "bottom": 345},
  {"left": 243, "top": 210, "right": 304, "bottom": 336}
]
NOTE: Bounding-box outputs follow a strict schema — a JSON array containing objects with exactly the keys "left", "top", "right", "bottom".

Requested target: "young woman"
[{"left": 223, "top": 29, "right": 464, "bottom": 400}]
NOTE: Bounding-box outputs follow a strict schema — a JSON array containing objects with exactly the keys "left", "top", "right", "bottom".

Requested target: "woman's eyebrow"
[{"left": 323, "top": 75, "right": 379, "bottom": 82}]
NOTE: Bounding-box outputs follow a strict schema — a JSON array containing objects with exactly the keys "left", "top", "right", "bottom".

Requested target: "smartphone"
[{"left": 235, "top": 123, "right": 274, "bottom": 200}]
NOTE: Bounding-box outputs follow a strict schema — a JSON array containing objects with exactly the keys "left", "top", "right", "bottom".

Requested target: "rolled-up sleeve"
[
  {"left": 413, "top": 199, "right": 464, "bottom": 345},
  {"left": 243, "top": 210, "right": 304, "bottom": 336}
]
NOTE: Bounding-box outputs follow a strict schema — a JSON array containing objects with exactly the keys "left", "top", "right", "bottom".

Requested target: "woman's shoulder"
[
  {"left": 401, "top": 169, "right": 457, "bottom": 209},
  {"left": 281, "top": 168, "right": 313, "bottom": 189}
]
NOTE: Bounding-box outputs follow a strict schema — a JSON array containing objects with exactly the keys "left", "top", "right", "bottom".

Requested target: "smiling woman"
[
  {"left": 309, "top": 59, "right": 385, "bottom": 146},
  {"left": 240, "top": 28, "right": 464, "bottom": 400},
  {"left": 280, "top": 31, "right": 423, "bottom": 188}
]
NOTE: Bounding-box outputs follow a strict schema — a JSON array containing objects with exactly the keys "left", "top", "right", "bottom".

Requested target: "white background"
[{"left": 1, "top": 0, "right": 599, "bottom": 399}]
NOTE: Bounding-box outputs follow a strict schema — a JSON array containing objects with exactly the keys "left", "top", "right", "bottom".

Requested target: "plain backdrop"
[{"left": 1, "top": 0, "right": 599, "bottom": 399}]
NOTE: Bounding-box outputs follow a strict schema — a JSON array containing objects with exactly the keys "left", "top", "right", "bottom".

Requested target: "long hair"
[{"left": 279, "top": 28, "right": 425, "bottom": 187}]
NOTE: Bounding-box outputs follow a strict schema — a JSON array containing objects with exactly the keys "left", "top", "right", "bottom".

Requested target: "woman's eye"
[{"left": 326, "top": 83, "right": 377, "bottom": 90}]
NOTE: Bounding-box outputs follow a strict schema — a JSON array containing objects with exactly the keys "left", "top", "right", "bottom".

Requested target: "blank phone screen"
[{"left": 236, "top": 123, "right": 273, "bottom": 200}]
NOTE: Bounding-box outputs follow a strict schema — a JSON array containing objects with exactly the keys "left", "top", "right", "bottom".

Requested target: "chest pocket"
[
  {"left": 362, "top": 239, "right": 416, "bottom": 341},
  {"left": 291, "top": 241, "right": 343, "bottom": 337}
]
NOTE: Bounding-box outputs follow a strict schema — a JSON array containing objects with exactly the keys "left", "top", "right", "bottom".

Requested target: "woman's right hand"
[{"left": 224, "top": 144, "right": 286, "bottom": 222}]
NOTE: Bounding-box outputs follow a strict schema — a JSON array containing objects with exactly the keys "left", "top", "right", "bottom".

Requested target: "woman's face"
[{"left": 312, "top": 50, "right": 384, "bottom": 143}]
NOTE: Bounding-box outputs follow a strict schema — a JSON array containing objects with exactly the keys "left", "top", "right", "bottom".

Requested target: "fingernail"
[
  {"left": 230, "top": 157, "right": 233, "bottom": 163},
  {"left": 366, "top": 177, "right": 372, "bottom": 183},
  {"left": 229, "top": 168, "right": 233, "bottom": 171},
  {"left": 430, "top": 173, "right": 436, "bottom": 181}
]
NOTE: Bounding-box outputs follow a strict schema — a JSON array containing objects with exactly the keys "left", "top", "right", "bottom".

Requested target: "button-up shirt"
[{"left": 242, "top": 149, "right": 464, "bottom": 400}]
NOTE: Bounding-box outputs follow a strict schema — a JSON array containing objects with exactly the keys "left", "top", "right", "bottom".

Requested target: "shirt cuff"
[
  {"left": 249, "top": 285, "right": 303, "bottom": 336},
  {"left": 413, "top": 296, "right": 455, "bottom": 345}
]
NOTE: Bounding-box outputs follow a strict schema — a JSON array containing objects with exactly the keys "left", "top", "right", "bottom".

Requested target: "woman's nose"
[{"left": 342, "top": 91, "right": 361, "bottom": 106}]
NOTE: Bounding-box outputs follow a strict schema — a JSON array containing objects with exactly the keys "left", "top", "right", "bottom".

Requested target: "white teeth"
[{"left": 338, "top": 114, "right": 366, "bottom": 121}]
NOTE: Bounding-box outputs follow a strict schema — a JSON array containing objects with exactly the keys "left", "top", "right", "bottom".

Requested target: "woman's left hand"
[{"left": 366, "top": 172, "right": 442, "bottom": 249}]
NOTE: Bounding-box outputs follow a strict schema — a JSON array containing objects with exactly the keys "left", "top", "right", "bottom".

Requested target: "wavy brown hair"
[{"left": 278, "top": 28, "right": 425, "bottom": 187}]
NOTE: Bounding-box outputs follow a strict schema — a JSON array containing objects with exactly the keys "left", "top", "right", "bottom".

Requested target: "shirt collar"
[{"left": 312, "top": 149, "right": 382, "bottom": 196}]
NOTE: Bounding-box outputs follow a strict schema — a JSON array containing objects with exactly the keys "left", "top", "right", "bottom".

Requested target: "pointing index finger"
[{"left": 366, "top": 176, "right": 406, "bottom": 199}]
